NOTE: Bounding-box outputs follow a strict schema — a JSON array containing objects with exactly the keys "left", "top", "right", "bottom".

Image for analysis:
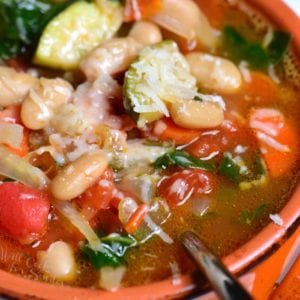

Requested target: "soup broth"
[{"left": 0, "top": 0, "right": 299, "bottom": 291}]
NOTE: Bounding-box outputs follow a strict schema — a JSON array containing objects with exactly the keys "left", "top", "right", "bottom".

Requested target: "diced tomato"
[
  {"left": 249, "top": 108, "right": 298, "bottom": 177},
  {"left": 158, "top": 169, "right": 215, "bottom": 206},
  {"left": 152, "top": 118, "right": 201, "bottom": 145},
  {"left": 124, "top": 0, "right": 162, "bottom": 22},
  {"left": 0, "top": 183, "right": 50, "bottom": 243},
  {"left": 187, "top": 118, "right": 256, "bottom": 160},
  {"left": 77, "top": 169, "right": 116, "bottom": 211}
]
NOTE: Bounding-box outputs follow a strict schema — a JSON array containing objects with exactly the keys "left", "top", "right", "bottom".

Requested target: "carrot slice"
[
  {"left": 124, "top": 204, "right": 149, "bottom": 234},
  {"left": 243, "top": 72, "right": 279, "bottom": 104},
  {"left": 249, "top": 108, "right": 298, "bottom": 177},
  {"left": 152, "top": 118, "right": 201, "bottom": 145},
  {"left": 124, "top": 0, "right": 162, "bottom": 22}
]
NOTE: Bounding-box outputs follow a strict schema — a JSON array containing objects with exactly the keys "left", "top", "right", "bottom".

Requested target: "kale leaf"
[
  {"left": 0, "top": 0, "right": 76, "bottom": 59},
  {"left": 81, "top": 234, "right": 136, "bottom": 270},
  {"left": 223, "top": 26, "right": 291, "bottom": 69},
  {"left": 153, "top": 150, "right": 215, "bottom": 171}
]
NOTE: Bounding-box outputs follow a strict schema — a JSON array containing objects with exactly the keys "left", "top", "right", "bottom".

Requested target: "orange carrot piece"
[
  {"left": 152, "top": 118, "right": 201, "bottom": 145},
  {"left": 249, "top": 108, "right": 298, "bottom": 178},
  {"left": 124, "top": 204, "right": 149, "bottom": 234},
  {"left": 124, "top": 0, "right": 162, "bottom": 22},
  {"left": 243, "top": 72, "right": 279, "bottom": 104}
]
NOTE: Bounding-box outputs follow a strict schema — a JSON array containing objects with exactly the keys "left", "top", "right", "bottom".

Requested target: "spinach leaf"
[
  {"left": 81, "top": 234, "right": 136, "bottom": 270},
  {"left": 219, "top": 152, "right": 241, "bottom": 183},
  {"left": 239, "top": 203, "right": 269, "bottom": 225},
  {"left": 153, "top": 150, "right": 215, "bottom": 171},
  {"left": 223, "top": 26, "right": 291, "bottom": 69},
  {"left": 219, "top": 152, "right": 267, "bottom": 186},
  {"left": 0, "top": 0, "right": 75, "bottom": 59}
]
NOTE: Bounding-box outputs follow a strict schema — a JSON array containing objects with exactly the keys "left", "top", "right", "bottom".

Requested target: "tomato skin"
[
  {"left": 158, "top": 169, "right": 215, "bottom": 206},
  {"left": 187, "top": 119, "right": 256, "bottom": 159},
  {"left": 77, "top": 169, "right": 115, "bottom": 211},
  {"left": 0, "top": 183, "right": 50, "bottom": 243}
]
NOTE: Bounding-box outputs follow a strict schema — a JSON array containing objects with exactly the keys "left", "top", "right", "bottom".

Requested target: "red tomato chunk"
[
  {"left": 0, "top": 183, "right": 50, "bottom": 243},
  {"left": 158, "top": 169, "right": 215, "bottom": 206}
]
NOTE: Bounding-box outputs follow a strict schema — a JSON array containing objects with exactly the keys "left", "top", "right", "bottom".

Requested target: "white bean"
[
  {"left": 80, "top": 37, "right": 143, "bottom": 80},
  {"left": 151, "top": 0, "right": 217, "bottom": 49},
  {"left": 50, "top": 103, "right": 90, "bottom": 136},
  {"left": 37, "top": 241, "right": 77, "bottom": 282},
  {"left": 186, "top": 52, "right": 242, "bottom": 94},
  {"left": 129, "top": 21, "right": 162, "bottom": 45},
  {"left": 170, "top": 100, "right": 224, "bottom": 129},
  {"left": 0, "top": 66, "right": 38, "bottom": 107},
  {"left": 50, "top": 151, "right": 108, "bottom": 201},
  {"left": 21, "top": 78, "right": 73, "bottom": 130}
]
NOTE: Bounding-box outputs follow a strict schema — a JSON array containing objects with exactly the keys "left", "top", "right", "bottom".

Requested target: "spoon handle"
[{"left": 181, "top": 231, "right": 253, "bottom": 300}]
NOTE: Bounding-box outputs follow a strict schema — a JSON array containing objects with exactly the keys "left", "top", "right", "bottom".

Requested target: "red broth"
[{"left": 0, "top": 0, "right": 299, "bottom": 290}]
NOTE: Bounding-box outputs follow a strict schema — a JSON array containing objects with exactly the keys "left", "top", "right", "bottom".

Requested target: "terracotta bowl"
[{"left": 1, "top": 1, "right": 299, "bottom": 299}]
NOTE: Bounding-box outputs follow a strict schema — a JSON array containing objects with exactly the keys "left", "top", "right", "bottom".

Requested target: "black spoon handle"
[{"left": 181, "top": 231, "right": 253, "bottom": 300}]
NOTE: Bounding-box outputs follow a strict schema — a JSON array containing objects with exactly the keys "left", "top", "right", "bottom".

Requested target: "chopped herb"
[
  {"left": 81, "top": 234, "right": 136, "bottom": 270},
  {"left": 0, "top": 0, "right": 76, "bottom": 59},
  {"left": 223, "top": 26, "right": 291, "bottom": 69},
  {"left": 239, "top": 203, "right": 269, "bottom": 225},
  {"left": 153, "top": 150, "right": 215, "bottom": 171},
  {"left": 219, "top": 152, "right": 241, "bottom": 183},
  {"left": 219, "top": 152, "right": 267, "bottom": 188}
]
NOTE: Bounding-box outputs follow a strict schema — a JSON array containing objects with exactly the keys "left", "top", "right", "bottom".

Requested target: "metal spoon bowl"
[{"left": 181, "top": 231, "right": 253, "bottom": 300}]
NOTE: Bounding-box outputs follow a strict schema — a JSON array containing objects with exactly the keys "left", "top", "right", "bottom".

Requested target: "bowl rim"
[{"left": 0, "top": 1, "right": 300, "bottom": 299}]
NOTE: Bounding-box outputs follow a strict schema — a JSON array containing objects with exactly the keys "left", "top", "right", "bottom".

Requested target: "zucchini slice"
[
  {"left": 34, "top": 1, "right": 123, "bottom": 70},
  {"left": 124, "top": 40, "right": 197, "bottom": 127}
]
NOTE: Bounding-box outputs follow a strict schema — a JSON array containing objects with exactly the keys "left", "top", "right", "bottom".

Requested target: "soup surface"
[{"left": 0, "top": 0, "right": 299, "bottom": 291}]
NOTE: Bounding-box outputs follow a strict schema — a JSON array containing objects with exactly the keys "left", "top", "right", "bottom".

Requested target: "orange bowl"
[{"left": 0, "top": 1, "right": 299, "bottom": 299}]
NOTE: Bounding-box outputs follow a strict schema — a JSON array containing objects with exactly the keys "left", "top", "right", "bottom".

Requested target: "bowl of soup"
[{"left": 0, "top": 0, "right": 299, "bottom": 299}]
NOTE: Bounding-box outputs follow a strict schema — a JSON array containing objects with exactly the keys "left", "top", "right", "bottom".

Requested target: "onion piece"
[
  {"left": 0, "top": 123, "right": 23, "bottom": 148},
  {"left": 151, "top": 0, "right": 217, "bottom": 49},
  {"left": 55, "top": 201, "right": 102, "bottom": 250},
  {"left": 0, "top": 146, "right": 49, "bottom": 189},
  {"left": 99, "top": 266, "right": 127, "bottom": 291}
]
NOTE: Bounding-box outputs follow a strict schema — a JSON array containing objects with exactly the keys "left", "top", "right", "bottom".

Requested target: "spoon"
[{"left": 181, "top": 231, "right": 253, "bottom": 300}]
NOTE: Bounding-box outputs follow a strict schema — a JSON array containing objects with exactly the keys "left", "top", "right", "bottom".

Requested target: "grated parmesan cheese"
[{"left": 269, "top": 214, "right": 283, "bottom": 226}]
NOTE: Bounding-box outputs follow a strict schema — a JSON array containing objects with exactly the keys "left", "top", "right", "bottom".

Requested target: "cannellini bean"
[
  {"left": 0, "top": 66, "right": 38, "bottom": 107},
  {"left": 80, "top": 37, "right": 143, "bottom": 80},
  {"left": 129, "top": 21, "right": 162, "bottom": 45},
  {"left": 152, "top": 0, "right": 217, "bottom": 49},
  {"left": 21, "top": 78, "right": 73, "bottom": 130},
  {"left": 51, "top": 151, "right": 108, "bottom": 201},
  {"left": 170, "top": 100, "right": 224, "bottom": 129},
  {"left": 37, "top": 241, "right": 77, "bottom": 282},
  {"left": 186, "top": 52, "right": 242, "bottom": 94},
  {"left": 50, "top": 103, "right": 90, "bottom": 136}
]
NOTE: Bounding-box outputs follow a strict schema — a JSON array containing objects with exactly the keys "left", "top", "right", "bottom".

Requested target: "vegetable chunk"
[
  {"left": 0, "top": 183, "right": 50, "bottom": 243},
  {"left": 124, "top": 40, "right": 197, "bottom": 127},
  {"left": 34, "top": 1, "right": 123, "bottom": 69}
]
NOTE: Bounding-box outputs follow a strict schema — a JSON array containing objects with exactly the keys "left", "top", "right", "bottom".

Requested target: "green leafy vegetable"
[
  {"left": 239, "top": 203, "right": 269, "bottom": 225},
  {"left": 81, "top": 234, "right": 136, "bottom": 270},
  {"left": 0, "top": 0, "right": 75, "bottom": 59},
  {"left": 219, "top": 152, "right": 267, "bottom": 187},
  {"left": 223, "top": 26, "right": 291, "bottom": 69},
  {"left": 219, "top": 152, "right": 241, "bottom": 183},
  {"left": 153, "top": 150, "right": 215, "bottom": 171}
]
